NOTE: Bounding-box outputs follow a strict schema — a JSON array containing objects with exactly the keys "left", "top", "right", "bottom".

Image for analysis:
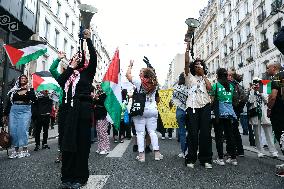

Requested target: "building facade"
[
  {"left": 194, "top": 0, "right": 283, "bottom": 88},
  {"left": 164, "top": 53, "right": 185, "bottom": 88},
  {"left": 0, "top": 0, "right": 38, "bottom": 100}
]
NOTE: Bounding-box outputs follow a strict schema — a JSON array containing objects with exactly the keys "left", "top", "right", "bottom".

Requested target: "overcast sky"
[{"left": 82, "top": 0, "right": 208, "bottom": 85}]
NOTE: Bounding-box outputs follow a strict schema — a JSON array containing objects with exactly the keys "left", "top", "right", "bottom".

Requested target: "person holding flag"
[
  {"left": 56, "top": 29, "right": 97, "bottom": 189},
  {"left": 126, "top": 60, "right": 163, "bottom": 162}
]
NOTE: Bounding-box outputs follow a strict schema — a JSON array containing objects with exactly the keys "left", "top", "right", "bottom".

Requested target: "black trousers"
[
  {"left": 35, "top": 114, "right": 50, "bottom": 146},
  {"left": 50, "top": 116, "right": 55, "bottom": 128},
  {"left": 113, "top": 120, "right": 131, "bottom": 139},
  {"left": 271, "top": 104, "right": 284, "bottom": 154},
  {"left": 231, "top": 119, "right": 244, "bottom": 154},
  {"left": 57, "top": 105, "right": 69, "bottom": 150},
  {"left": 186, "top": 104, "right": 212, "bottom": 164},
  {"left": 161, "top": 128, "right": 173, "bottom": 138},
  {"left": 61, "top": 101, "right": 92, "bottom": 184},
  {"left": 214, "top": 118, "right": 237, "bottom": 159}
]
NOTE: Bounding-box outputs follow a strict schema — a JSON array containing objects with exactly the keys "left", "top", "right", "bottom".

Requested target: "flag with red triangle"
[
  {"left": 101, "top": 49, "right": 122, "bottom": 131},
  {"left": 3, "top": 40, "right": 47, "bottom": 66},
  {"left": 259, "top": 80, "right": 272, "bottom": 94},
  {"left": 32, "top": 71, "right": 63, "bottom": 103}
]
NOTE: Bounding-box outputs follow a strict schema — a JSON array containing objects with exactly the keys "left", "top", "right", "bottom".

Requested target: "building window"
[
  {"left": 64, "top": 38, "right": 67, "bottom": 52},
  {"left": 54, "top": 29, "right": 60, "bottom": 49},
  {"left": 236, "top": 10, "right": 240, "bottom": 23},
  {"left": 70, "top": 45, "right": 74, "bottom": 58},
  {"left": 246, "top": 22, "right": 251, "bottom": 37},
  {"left": 65, "top": 14, "right": 69, "bottom": 28},
  {"left": 44, "top": 19, "right": 50, "bottom": 40},
  {"left": 56, "top": 2, "right": 61, "bottom": 16},
  {"left": 245, "top": 1, "right": 249, "bottom": 14},
  {"left": 274, "top": 20, "right": 282, "bottom": 39},
  {"left": 237, "top": 32, "right": 241, "bottom": 44},
  {"left": 72, "top": 22, "right": 75, "bottom": 35}
]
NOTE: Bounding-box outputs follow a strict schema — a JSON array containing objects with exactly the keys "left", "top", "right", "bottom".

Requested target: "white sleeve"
[
  {"left": 131, "top": 76, "right": 141, "bottom": 91},
  {"left": 184, "top": 74, "right": 192, "bottom": 87}
]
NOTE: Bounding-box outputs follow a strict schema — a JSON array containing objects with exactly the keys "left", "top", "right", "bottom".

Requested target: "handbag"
[
  {"left": 130, "top": 86, "right": 146, "bottom": 116},
  {"left": 211, "top": 83, "right": 219, "bottom": 124},
  {"left": 0, "top": 127, "right": 11, "bottom": 149}
]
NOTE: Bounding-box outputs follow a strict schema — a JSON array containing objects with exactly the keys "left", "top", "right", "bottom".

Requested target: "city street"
[{"left": 1, "top": 129, "right": 284, "bottom": 189}]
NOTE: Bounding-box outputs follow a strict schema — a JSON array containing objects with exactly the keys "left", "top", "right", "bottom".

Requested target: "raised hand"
[
  {"left": 83, "top": 29, "right": 91, "bottom": 39},
  {"left": 70, "top": 54, "right": 80, "bottom": 69},
  {"left": 129, "top": 60, "right": 134, "bottom": 67},
  {"left": 58, "top": 51, "right": 66, "bottom": 60}
]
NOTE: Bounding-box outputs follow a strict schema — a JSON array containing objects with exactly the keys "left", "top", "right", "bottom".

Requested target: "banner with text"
[{"left": 157, "top": 89, "right": 178, "bottom": 128}]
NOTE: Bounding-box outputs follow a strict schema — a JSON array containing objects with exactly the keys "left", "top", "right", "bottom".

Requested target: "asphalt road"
[{"left": 1, "top": 136, "right": 284, "bottom": 189}]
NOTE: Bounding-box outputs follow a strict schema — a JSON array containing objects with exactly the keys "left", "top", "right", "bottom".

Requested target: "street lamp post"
[{"left": 184, "top": 18, "right": 200, "bottom": 60}]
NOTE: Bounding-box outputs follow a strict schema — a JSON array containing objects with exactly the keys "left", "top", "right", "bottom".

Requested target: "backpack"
[{"left": 232, "top": 83, "right": 248, "bottom": 112}]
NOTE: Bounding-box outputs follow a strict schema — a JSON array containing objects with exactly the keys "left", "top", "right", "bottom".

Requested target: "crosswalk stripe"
[
  {"left": 106, "top": 140, "right": 131, "bottom": 157},
  {"left": 82, "top": 175, "right": 110, "bottom": 189}
]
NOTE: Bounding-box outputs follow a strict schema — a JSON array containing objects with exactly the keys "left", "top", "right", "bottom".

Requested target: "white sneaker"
[
  {"left": 257, "top": 153, "right": 265, "bottom": 158},
  {"left": 178, "top": 153, "right": 185, "bottom": 158},
  {"left": 226, "top": 158, "right": 238, "bottom": 166},
  {"left": 213, "top": 158, "right": 225, "bottom": 166},
  {"left": 161, "top": 137, "right": 165, "bottom": 140},
  {"left": 205, "top": 163, "right": 213, "bottom": 169},
  {"left": 271, "top": 152, "right": 278, "bottom": 158},
  {"left": 96, "top": 150, "right": 100, "bottom": 154},
  {"left": 17, "top": 151, "right": 25, "bottom": 158},
  {"left": 22, "top": 150, "right": 30, "bottom": 157},
  {"left": 186, "top": 163, "right": 194, "bottom": 168},
  {"left": 168, "top": 137, "right": 172, "bottom": 140},
  {"left": 8, "top": 151, "right": 18, "bottom": 159},
  {"left": 99, "top": 150, "right": 109, "bottom": 155}
]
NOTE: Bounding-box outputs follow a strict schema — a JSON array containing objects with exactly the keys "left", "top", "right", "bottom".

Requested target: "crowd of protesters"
[{"left": 1, "top": 28, "right": 284, "bottom": 189}]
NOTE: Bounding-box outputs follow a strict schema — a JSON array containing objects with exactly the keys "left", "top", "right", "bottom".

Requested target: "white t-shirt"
[{"left": 132, "top": 76, "right": 158, "bottom": 118}]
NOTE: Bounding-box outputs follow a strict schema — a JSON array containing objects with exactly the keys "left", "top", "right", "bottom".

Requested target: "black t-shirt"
[
  {"left": 271, "top": 71, "right": 284, "bottom": 109},
  {"left": 94, "top": 93, "right": 107, "bottom": 120}
]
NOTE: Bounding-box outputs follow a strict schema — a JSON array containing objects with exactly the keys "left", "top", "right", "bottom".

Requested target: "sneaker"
[
  {"left": 136, "top": 153, "right": 145, "bottom": 162},
  {"left": 34, "top": 145, "right": 40, "bottom": 151},
  {"left": 213, "top": 158, "right": 225, "bottom": 166},
  {"left": 8, "top": 151, "right": 18, "bottom": 159},
  {"left": 226, "top": 158, "right": 238, "bottom": 166},
  {"left": 276, "top": 170, "right": 284, "bottom": 177},
  {"left": 22, "top": 150, "right": 30, "bottom": 157},
  {"left": 42, "top": 144, "right": 50, "bottom": 149},
  {"left": 178, "top": 153, "right": 185, "bottom": 158},
  {"left": 271, "top": 152, "right": 279, "bottom": 158},
  {"left": 154, "top": 151, "right": 163, "bottom": 161},
  {"left": 17, "top": 151, "right": 25, "bottom": 158},
  {"left": 168, "top": 137, "right": 172, "bottom": 140},
  {"left": 205, "top": 163, "right": 213, "bottom": 169},
  {"left": 96, "top": 150, "right": 100, "bottom": 154},
  {"left": 257, "top": 152, "right": 265, "bottom": 158},
  {"left": 133, "top": 145, "right": 138, "bottom": 152},
  {"left": 161, "top": 137, "right": 165, "bottom": 140},
  {"left": 99, "top": 150, "right": 109, "bottom": 155},
  {"left": 145, "top": 146, "right": 152, "bottom": 153},
  {"left": 186, "top": 163, "right": 194, "bottom": 168}
]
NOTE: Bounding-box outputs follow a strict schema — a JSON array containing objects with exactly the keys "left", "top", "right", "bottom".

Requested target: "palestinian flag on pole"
[
  {"left": 32, "top": 71, "right": 63, "bottom": 103},
  {"left": 3, "top": 40, "right": 47, "bottom": 66},
  {"left": 259, "top": 80, "right": 272, "bottom": 94},
  {"left": 101, "top": 49, "right": 122, "bottom": 131}
]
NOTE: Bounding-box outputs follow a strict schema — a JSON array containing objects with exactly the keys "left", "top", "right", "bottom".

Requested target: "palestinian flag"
[
  {"left": 101, "top": 49, "right": 122, "bottom": 131},
  {"left": 3, "top": 40, "right": 47, "bottom": 66},
  {"left": 32, "top": 71, "right": 63, "bottom": 103},
  {"left": 259, "top": 80, "right": 272, "bottom": 94}
]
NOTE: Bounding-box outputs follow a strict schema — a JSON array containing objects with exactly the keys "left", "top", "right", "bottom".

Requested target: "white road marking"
[
  {"left": 82, "top": 175, "right": 110, "bottom": 189},
  {"left": 106, "top": 140, "right": 131, "bottom": 158}
]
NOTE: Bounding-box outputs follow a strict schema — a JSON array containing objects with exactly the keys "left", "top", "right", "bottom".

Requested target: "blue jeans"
[
  {"left": 240, "top": 114, "right": 248, "bottom": 135},
  {"left": 9, "top": 104, "right": 32, "bottom": 148},
  {"left": 176, "top": 107, "right": 187, "bottom": 153}
]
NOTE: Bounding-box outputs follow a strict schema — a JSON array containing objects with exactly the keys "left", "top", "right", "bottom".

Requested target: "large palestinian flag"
[
  {"left": 3, "top": 40, "right": 47, "bottom": 66},
  {"left": 32, "top": 71, "right": 63, "bottom": 103},
  {"left": 101, "top": 49, "right": 122, "bottom": 131}
]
